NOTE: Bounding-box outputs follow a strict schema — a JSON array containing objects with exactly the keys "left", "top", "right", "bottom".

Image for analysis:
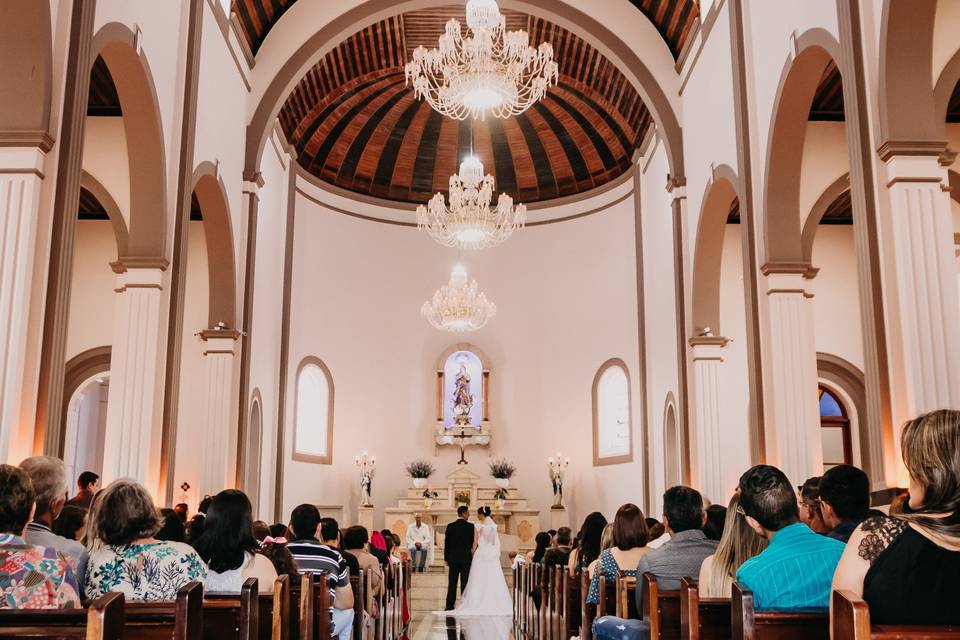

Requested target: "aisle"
[{"left": 407, "top": 612, "right": 515, "bottom": 640}]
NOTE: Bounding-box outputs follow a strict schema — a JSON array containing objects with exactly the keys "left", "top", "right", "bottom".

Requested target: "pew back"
[
  {"left": 731, "top": 582, "right": 827, "bottom": 640},
  {"left": 679, "top": 578, "right": 731, "bottom": 640},
  {"left": 0, "top": 592, "right": 124, "bottom": 640},
  {"left": 832, "top": 590, "right": 960, "bottom": 640},
  {"left": 642, "top": 572, "right": 681, "bottom": 640},
  {"left": 204, "top": 577, "right": 259, "bottom": 640}
]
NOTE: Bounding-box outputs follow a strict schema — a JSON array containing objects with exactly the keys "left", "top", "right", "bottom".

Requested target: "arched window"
[
  {"left": 819, "top": 385, "right": 851, "bottom": 470},
  {"left": 294, "top": 358, "right": 334, "bottom": 464},
  {"left": 592, "top": 359, "right": 632, "bottom": 466}
]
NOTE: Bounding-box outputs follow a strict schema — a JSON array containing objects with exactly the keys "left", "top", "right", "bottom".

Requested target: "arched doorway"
[
  {"left": 244, "top": 393, "right": 264, "bottom": 515},
  {"left": 61, "top": 346, "right": 112, "bottom": 485}
]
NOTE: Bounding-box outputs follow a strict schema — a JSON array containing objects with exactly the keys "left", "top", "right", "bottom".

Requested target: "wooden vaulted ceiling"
[
  {"left": 232, "top": 0, "right": 700, "bottom": 59},
  {"left": 277, "top": 9, "right": 654, "bottom": 203}
]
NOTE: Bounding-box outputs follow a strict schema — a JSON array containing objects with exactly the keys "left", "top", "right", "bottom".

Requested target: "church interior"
[{"left": 1, "top": 0, "right": 960, "bottom": 637}]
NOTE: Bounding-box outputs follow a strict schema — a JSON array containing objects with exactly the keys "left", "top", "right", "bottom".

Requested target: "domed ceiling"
[{"left": 274, "top": 8, "right": 661, "bottom": 204}]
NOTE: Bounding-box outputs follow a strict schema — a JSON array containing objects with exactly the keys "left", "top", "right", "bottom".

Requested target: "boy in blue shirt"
[{"left": 736, "top": 465, "right": 845, "bottom": 610}]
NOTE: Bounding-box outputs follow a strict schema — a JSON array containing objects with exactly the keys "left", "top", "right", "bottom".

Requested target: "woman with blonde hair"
[
  {"left": 697, "top": 493, "right": 767, "bottom": 598},
  {"left": 832, "top": 410, "right": 960, "bottom": 626}
]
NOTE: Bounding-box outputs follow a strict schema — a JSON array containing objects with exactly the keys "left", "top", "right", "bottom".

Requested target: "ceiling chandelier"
[
  {"left": 421, "top": 265, "right": 496, "bottom": 332},
  {"left": 404, "top": 0, "right": 559, "bottom": 120},
  {"left": 417, "top": 155, "right": 526, "bottom": 250}
]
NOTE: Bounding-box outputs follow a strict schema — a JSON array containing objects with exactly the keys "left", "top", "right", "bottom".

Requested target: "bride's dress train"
[{"left": 438, "top": 517, "right": 513, "bottom": 617}]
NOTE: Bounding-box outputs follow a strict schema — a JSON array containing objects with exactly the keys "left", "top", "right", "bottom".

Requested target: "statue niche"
[{"left": 434, "top": 345, "right": 491, "bottom": 458}]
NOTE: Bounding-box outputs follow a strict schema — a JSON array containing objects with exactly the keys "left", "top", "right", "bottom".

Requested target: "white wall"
[
  {"left": 66, "top": 221, "right": 117, "bottom": 360},
  {"left": 281, "top": 178, "right": 643, "bottom": 528},
  {"left": 811, "top": 226, "right": 863, "bottom": 370}
]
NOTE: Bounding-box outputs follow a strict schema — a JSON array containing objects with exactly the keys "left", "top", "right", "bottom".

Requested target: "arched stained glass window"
[
  {"left": 593, "top": 359, "right": 633, "bottom": 465},
  {"left": 819, "top": 385, "right": 851, "bottom": 470},
  {"left": 294, "top": 358, "right": 334, "bottom": 464}
]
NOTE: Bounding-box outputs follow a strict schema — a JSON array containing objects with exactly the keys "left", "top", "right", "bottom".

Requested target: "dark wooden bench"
[
  {"left": 288, "top": 573, "right": 333, "bottom": 640},
  {"left": 204, "top": 577, "right": 259, "bottom": 640},
  {"left": 732, "top": 582, "right": 827, "bottom": 640},
  {"left": 349, "top": 569, "right": 368, "bottom": 640},
  {"left": 580, "top": 569, "right": 597, "bottom": 640},
  {"left": 122, "top": 580, "right": 205, "bottom": 640},
  {"left": 0, "top": 591, "right": 124, "bottom": 640},
  {"left": 832, "top": 590, "right": 960, "bottom": 639},
  {"left": 259, "top": 575, "right": 290, "bottom": 640},
  {"left": 679, "top": 577, "right": 731, "bottom": 640},
  {"left": 564, "top": 567, "right": 582, "bottom": 639},
  {"left": 641, "top": 572, "right": 681, "bottom": 640}
]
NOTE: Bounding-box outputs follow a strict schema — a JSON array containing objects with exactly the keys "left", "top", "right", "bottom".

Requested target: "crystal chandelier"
[
  {"left": 421, "top": 265, "right": 496, "bottom": 332},
  {"left": 417, "top": 155, "right": 526, "bottom": 250},
  {"left": 404, "top": 0, "right": 559, "bottom": 120}
]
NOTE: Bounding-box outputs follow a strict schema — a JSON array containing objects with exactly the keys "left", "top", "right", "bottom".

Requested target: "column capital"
[
  {"left": 689, "top": 335, "right": 731, "bottom": 349},
  {"left": 0, "top": 131, "right": 55, "bottom": 153},
  {"left": 760, "top": 261, "right": 819, "bottom": 279},
  {"left": 199, "top": 328, "right": 241, "bottom": 341},
  {"left": 0, "top": 144, "right": 48, "bottom": 177},
  {"left": 666, "top": 174, "right": 687, "bottom": 199},
  {"left": 242, "top": 171, "right": 264, "bottom": 196},
  {"left": 110, "top": 256, "right": 170, "bottom": 274},
  {"left": 877, "top": 139, "right": 947, "bottom": 162}
]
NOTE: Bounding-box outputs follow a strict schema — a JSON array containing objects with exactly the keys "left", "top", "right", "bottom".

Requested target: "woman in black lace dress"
[{"left": 831, "top": 409, "right": 960, "bottom": 626}]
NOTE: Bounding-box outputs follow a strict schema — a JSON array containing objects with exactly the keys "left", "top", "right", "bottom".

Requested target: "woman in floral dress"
[
  {"left": 85, "top": 479, "right": 206, "bottom": 600},
  {"left": 0, "top": 464, "right": 80, "bottom": 608}
]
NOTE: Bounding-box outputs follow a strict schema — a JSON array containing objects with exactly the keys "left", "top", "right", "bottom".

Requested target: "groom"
[{"left": 444, "top": 505, "right": 474, "bottom": 610}]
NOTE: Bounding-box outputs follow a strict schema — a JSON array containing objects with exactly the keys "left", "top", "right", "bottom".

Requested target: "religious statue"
[
  {"left": 452, "top": 363, "right": 475, "bottom": 426},
  {"left": 548, "top": 453, "right": 569, "bottom": 508},
  {"left": 355, "top": 452, "right": 375, "bottom": 507}
]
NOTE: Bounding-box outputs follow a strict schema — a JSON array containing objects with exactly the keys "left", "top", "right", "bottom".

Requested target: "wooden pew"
[
  {"left": 262, "top": 575, "right": 290, "bottom": 640},
  {"left": 641, "top": 572, "right": 681, "bottom": 640},
  {"left": 832, "top": 590, "right": 960, "bottom": 639},
  {"left": 731, "top": 582, "right": 827, "bottom": 640},
  {"left": 564, "top": 568, "right": 582, "bottom": 640},
  {"left": 580, "top": 570, "right": 597, "bottom": 640},
  {"left": 287, "top": 574, "right": 314, "bottom": 640},
  {"left": 0, "top": 592, "right": 124, "bottom": 640},
  {"left": 349, "top": 570, "right": 367, "bottom": 640},
  {"left": 679, "top": 578, "right": 731, "bottom": 640},
  {"left": 204, "top": 577, "right": 259, "bottom": 640},
  {"left": 615, "top": 571, "right": 638, "bottom": 619},
  {"left": 123, "top": 580, "right": 205, "bottom": 640}
]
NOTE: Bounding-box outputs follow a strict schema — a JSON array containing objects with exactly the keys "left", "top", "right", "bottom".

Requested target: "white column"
[
  {"left": 199, "top": 332, "right": 238, "bottom": 498},
  {"left": 102, "top": 265, "right": 166, "bottom": 490},
  {"left": 690, "top": 337, "right": 729, "bottom": 503},
  {"left": 0, "top": 147, "right": 46, "bottom": 463},
  {"left": 763, "top": 269, "right": 822, "bottom": 485},
  {"left": 880, "top": 149, "right": 960, "bottom": 436}
]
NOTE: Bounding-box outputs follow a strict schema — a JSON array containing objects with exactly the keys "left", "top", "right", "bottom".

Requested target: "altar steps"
[{"left": 408, "top": 569, "right": 514, "bottom": 613}]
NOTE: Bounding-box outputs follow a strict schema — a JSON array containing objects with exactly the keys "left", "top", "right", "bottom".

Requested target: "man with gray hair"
[{"left": 19, "top": 456, "right": 88, "bottom": 593}]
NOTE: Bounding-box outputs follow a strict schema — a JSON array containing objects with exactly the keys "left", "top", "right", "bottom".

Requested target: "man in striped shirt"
[
  {"left": 736, "top": 465, "right": 845, "bottom": 610},
  {"left": 288, "top": 506, "right": 355, "bottom": 639}
]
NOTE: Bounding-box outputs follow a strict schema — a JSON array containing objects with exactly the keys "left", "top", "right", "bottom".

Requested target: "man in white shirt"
[{"left": 406, "top": 513, "right": 431, "bottom": 573}]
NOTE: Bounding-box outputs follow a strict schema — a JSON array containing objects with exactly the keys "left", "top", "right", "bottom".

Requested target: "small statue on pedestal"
[
  {"left": 355, "top": 452, "right": 375, "bottom": 507},
  {"left": 452, "top": 363, "right": 475, "bottom": 426},
  {"left": 548, "top": 453, "right": 570, "bottom": 509}
]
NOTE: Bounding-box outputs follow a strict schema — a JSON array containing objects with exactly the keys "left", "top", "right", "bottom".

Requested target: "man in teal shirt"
[{"left": 736, "top": 465, "right": 845, "bottom": 610}]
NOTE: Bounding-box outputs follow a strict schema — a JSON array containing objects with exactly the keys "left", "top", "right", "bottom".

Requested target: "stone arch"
[
  {"left": 0, "top": 1, "right": 53, "bottom": 143},
  {"left": 762, "top": 29, "right": 843, "bottom": 264},
  {"left": 878, "top": 0, "right": 941, "bottom": 144},
  {"left": 691, "top": 164, "right": 740, "bottom": 335},
  {"left": 58, "top": 346, "right": 112, "bottom": 458},
  {"left": 242, "top": 388, "right": 264, "bottom": 513},
  {"left": 80, "top": 170, "right": 129, "bottom": 258},
  {"left": 244, "top": 0, "right": 684, "bottom": 182},
  {"left": 817, "top": 352, "right": 870, "bottom": 479},
  {"left": 663, "top": 393, "right": 682, "bottom": 489},
  {"left": 89, "top": 23, "right": 167, "bottom": 260},
  {"left": 192, "top": 161, "right": 238, "bottom": 328},
  {"left": 801, "top": 173, "right": 851, "bottom": 264}
]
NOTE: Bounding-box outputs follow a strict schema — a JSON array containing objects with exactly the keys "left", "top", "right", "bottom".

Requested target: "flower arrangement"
[
  {"left": 422, "top": 489, "right": 439, "bottom": 500},
  {"left": 488, "top": 459, "right": 516, "bottom": 479},
  {"left": 405, "top": 460, "right": 436, "bottom": 479},
  {"left": 493, "top": 487, "right": 509, "bottom": 502},
  {"left": 455, "top": 490, "right": 471, "bottom": 505}
]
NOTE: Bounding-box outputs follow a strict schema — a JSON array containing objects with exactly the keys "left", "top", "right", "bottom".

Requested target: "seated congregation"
[
  {"left": 514, "top": 408, "right": 960, "bottom": 639},
  {"left": 0, "top": 456, "right": 412, "bottom": 640}
]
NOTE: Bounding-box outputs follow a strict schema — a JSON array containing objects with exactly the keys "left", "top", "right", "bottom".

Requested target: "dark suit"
[{"left": 444, "top": 517, "right": 475, "bottom": 610}]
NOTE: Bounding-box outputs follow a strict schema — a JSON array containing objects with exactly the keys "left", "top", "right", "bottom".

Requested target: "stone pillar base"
[
  {"left": 550, "top": 506, "right": 569, "bottom": 530},
  {"left": 358, "top": 505, "right": 375, "bottom": 531}
]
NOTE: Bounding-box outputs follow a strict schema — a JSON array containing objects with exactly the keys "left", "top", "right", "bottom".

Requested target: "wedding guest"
[
  {"left": 269, "top": 523, "right": 290, "bottom": 539},
  {"left": 369, "top": 530, "right": 390, "bottom": 567},
  {"left": 817, "top": 464, "right": 872, "bottom": 543},
  {"left": 832, "top": 410, "right": 960, "bottom": 625},
  {"left": 587, "top": 504, "right": 650, "bottom": 604},
  {"left": 52, "top": 504, "right": 87, "bottom": 542},
  {"left": 586, "top": 523, "right": 616, "bottom": 577},
  {"left": 260, "top": 535, "right": 299, "bottom": 580},
  {"left": 736, "top": 465, "right": 844, "bottom": 610},
  {"left": 798, "top": 476, "right": 829, "bottom": 534},
  {"left": 195, "top": 490, "right": 277, "bottom": 594},
  {"left": 0, "top": 464, "right": 80, "bottom": 609},
  {"left": 343, "top": 526, "right": 383, "bottom": 604},
  {"left": 65, "top": 471, "right": 98, "bottom": 510},
  {"left": 526, "top": 532, "right": 551, "bottom": 564},
  {"left": 85, "top": 479, "right": 206, "bottom": 600},
  {"left": 20, "top": 456, "right": 88, "bottom": 586},
  {"left": 405, "top": 513, "right": 431, "bottom": 573},
  {"left": 174, "top": 503, "right": 189, "bottom": 523},
  {"left": 535, "top": 527, "right": 573, "bottom": 607},
  {"left": 156, "top": 508, "right": 187, "bottom": 543},
  {"left": 698, "top": 493, "right": 767, "bottom": 598},
  {"left": 703, "top": 504, "right": 728, "bottom": 541},
  {"left": 569, "top": 512, "right": 607, "bottom": 577},
  {"left": 253, "top": 520, "right": 270, "bottom": 542}
]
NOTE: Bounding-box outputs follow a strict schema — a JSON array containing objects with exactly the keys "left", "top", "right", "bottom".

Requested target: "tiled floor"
[{"left": 407, "top": 612, "right": 515, "bottom": 640}]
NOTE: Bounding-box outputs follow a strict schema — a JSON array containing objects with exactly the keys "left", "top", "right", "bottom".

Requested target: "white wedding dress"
[{"left": 439, "top": 517, "right": 513, "bottom": 617}]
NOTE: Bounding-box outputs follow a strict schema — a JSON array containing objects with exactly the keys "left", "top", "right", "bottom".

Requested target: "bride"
[{"left": 441, "top": 506, "right": 512, "bottom": 616}]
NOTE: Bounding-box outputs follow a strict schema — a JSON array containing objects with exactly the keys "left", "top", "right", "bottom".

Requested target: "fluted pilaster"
[
  {"left": 0, "top": 147, "right": 46, "bottom": 462},
  {"left": 763, "top": 268, "right": 822, "bottom": 485},
  {"left": 200, "top": 333, "right": 238, "bottom": 497},
  {"left": 690, "top": 336, "right": 729, "bottom": 503},
  {"left": 102, "top": 266, "right": 165, "bottom": 490}
]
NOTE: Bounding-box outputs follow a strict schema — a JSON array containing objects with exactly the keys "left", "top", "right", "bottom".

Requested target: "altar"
[{"left": 377, "top": 467, "right": 545, "bottom": 568}]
